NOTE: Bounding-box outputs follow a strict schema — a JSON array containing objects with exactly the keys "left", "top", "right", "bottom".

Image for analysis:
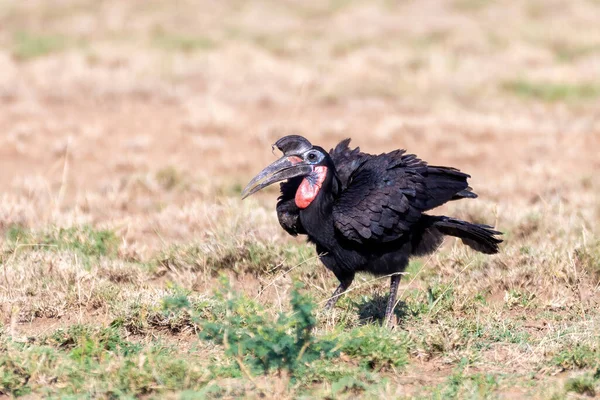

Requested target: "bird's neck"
[
  {"left": 298, "top": 167, "right": 338, "bottom": 245},
  {"left": 295, "top": 166, "right": 328, "bottom": 210}
]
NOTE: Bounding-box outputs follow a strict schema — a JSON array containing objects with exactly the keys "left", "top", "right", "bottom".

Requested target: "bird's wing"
[
  {"left": 329, "top": 139, "right": 369, "bottom": 190},
  {"left": 332, "top": 150, "right": 430, "bottom": 243},
  {"left": 276, "top": 177, "right": 306, "bottom": 236}
]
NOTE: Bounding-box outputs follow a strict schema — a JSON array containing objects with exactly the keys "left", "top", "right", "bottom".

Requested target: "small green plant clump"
[
  {"left": 502, "top": 80, "right": 600, "bottom": 102},
  {"left": 159, "top": 278, "right": 410, "bottom": 397},
  {"left": 564, "top": 373, "right": 598, "bottom": 397},
  {"left": 5, "top": 225, "right": 118, "bottom": 259},
  {"left": 0, "top": 325, "right": 209, "bottom": 397},
  {"left": 166, "top": 280, "right": 339, "bottom": 380},
  {"left": 12, "top": 31, "right": 72, "bottom": 60},
  {"left": 551, "top": 343, "right": 600, "bottom": 371},
  {"left": 336, "top": 325, "right": 408, "bottom": 371}
]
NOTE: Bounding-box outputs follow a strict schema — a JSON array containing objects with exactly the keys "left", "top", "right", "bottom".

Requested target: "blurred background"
[{"left": 0, "top": 0, "right": 599, "bottom": 251}]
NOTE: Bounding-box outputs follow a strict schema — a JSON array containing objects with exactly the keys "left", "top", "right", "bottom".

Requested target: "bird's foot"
[{"left": 324, "top": 298, "right": 337, "bottom": 311}]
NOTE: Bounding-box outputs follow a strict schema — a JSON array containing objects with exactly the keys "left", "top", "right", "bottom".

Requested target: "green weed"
[
  {"left": 161, "top": 281, "right": 400, "bottom": 394},
  {"left": 551, "top": 344, "right": 600, "bottom": 371},
  {"left": 5, "top": 224, "right": 28, "bottom": 242},
  {"left": 43, "top": 325, "right": 142, "bottom": 361},
  {"left": 196, "top": 281, "right": 339, "bottom": 379},
  {"left": 0, "top": 325, "right": 211, "bottom": 397},
  {"left": 111, "top": 291, "right": 219, "bottom": 335},
  {"left": 551, "top": 42, "right": 600, "bottom": 62},
  {"left": 564, "top": 373, "right": 597, "bottom": 397},
  {"left": 453, "top": 0, "right": 492, "bottom": 11},
  {"left": 12, "top": 31, "right": 72, "bottom": 60},
  {"left": 295, "top": 359, "right": 368, "bottom": 387},
  {"left": 8, "top": 226, "right": 118, "bottom": 259},
  {"left": 336, "top": 325, "right": 409, "bottom": 371},
  {"left": 428, "top": 365, "right": 499, "bottom": 399},
  {"left": 503, "top": 80, "right": 600, "bottom": 102}
]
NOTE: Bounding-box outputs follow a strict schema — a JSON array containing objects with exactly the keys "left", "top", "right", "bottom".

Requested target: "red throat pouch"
[{"left": 295, "top": 166, "right": 328, "bottom": 209}]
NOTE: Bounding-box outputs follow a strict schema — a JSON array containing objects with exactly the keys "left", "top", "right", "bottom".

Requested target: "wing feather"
[
  {"left": 276, "top": 177, "right": 306, "bottom": 236},
  {"left": 332, "top": 147, "right": 464, "bottom": 243}
]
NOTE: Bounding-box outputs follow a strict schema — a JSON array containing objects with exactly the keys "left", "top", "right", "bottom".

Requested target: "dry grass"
[{"left": 1, "top": 0, "right": 600, "bottom": 398}]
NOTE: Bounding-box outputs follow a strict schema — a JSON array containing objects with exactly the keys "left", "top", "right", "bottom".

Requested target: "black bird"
[{"left": 242, "top": 135, "right": 502, "bottom": 325}]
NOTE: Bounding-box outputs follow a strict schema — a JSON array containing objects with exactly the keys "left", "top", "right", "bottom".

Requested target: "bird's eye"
[{"left": 305, "top": 150, "right": 323, "bottom": 164}]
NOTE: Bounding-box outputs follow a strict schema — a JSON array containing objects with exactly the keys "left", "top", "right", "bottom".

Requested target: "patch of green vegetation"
[
  {"left": 502, "top": 80, "right": 600, "bottom": 102},
  {"left": 329, "top": 374, "right": 384, "bottom": 397},
  {"left": 504, "top": 289, "right": 537, "bottom": 309},
  {"left": 0, "top": 325, "right": 211, "bottom": 397},
  {"left": 473, "top": 292, "right": 487, "bottom": 304},
  {"left": 551, "top": 42, "right": 600, "bottom": 62},
  {"left": 405, "top": 259, "right": 424, "bottom": 276},
  {"left": 156, "top": 280, "right": 401, "bottom": 396},
  {"left": 486, "top": 321, "right": 530, "bottom": 344},
  {"left": 374, "top": 281, "right": 458, "bottom": 323},
  {"left": 152, "top": 29, "right": 217, "bottom": 53},
  {"left": 295, "top": 358, "right": 375, "bottom": 389},
  {"left": 108, "top": 288, "right": 226, "bottom": 335},
  {"left": 191, "top": 281, "right": 339, "bottom": 379},
  {"left": 51, "top": 226, "right": 118, "bottom": 258},
  {"left": 564, "top": 373, "right": 598, "bottom": 397},
  {"left": 12, "top": 31, "right": 73, "bottom": 61},
  {"left": 397, "top": 291, "right": 427, "bottom": 319},
  {"left": 43, "top": 324, "right": 142, "bottom": 361},
  {"left": 427, "top": 364, "right": 500, "bottom": 399},
  {"left": 5, "top": 224, "right": 28, "bottom": 242},
  {"left": 155, "top": 240, "right": 314, "bottom": 277},
  {"left": 426, "top": 283, "right": 456, "bottom": 316},
  {"left": 453, "top": 0, "right": 492, "bottom": 11},
  {"left": 551, "top": 344, "right": 600, "bottom": 371},
  {"left": 5, "top": 225, "right": 118, "bottom": 260},
  {"left": 335, "top": 325, "right": 408, "bottom": 371}
]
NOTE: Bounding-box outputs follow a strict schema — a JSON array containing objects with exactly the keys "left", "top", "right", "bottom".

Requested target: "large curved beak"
[{"left": 241, "top": 157, "right": 312, "bottom": 199}]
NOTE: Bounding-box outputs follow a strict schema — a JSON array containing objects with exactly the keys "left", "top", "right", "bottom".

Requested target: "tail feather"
[
  {"left": 452, "top": 188, "right": 477, "bottom": 200},
  {"left": 423, "top": 166, "right": 477, "bottom": 210},
  {"left": 434, "top": 217, "right": 502, "bottom": 254}
]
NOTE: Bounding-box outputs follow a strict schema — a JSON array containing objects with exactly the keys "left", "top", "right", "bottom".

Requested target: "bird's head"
[{"left": 241, "top": 135, "right": 331, "bottom": 201}]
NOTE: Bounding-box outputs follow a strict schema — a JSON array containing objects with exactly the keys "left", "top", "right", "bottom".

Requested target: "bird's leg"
[
  {"left": 325, "top": 276, "right": 354, "bottom": 310},
  {"left": 384, "top": 274, "right": 402, "bottom": 327}
]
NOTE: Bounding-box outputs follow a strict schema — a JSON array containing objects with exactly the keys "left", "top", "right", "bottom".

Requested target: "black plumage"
[{"left": 243, "top": 135, "right": 502, "bottom": 326}]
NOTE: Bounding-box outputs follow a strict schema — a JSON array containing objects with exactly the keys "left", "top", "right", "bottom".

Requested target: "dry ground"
[{"left": 1, "top": 0, "right": 600, "bottom": 398}]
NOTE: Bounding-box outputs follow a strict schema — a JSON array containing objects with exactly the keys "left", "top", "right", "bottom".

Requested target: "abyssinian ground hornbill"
[{"left": 242, "top": 135, "right": 502, "bottom": 325}]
